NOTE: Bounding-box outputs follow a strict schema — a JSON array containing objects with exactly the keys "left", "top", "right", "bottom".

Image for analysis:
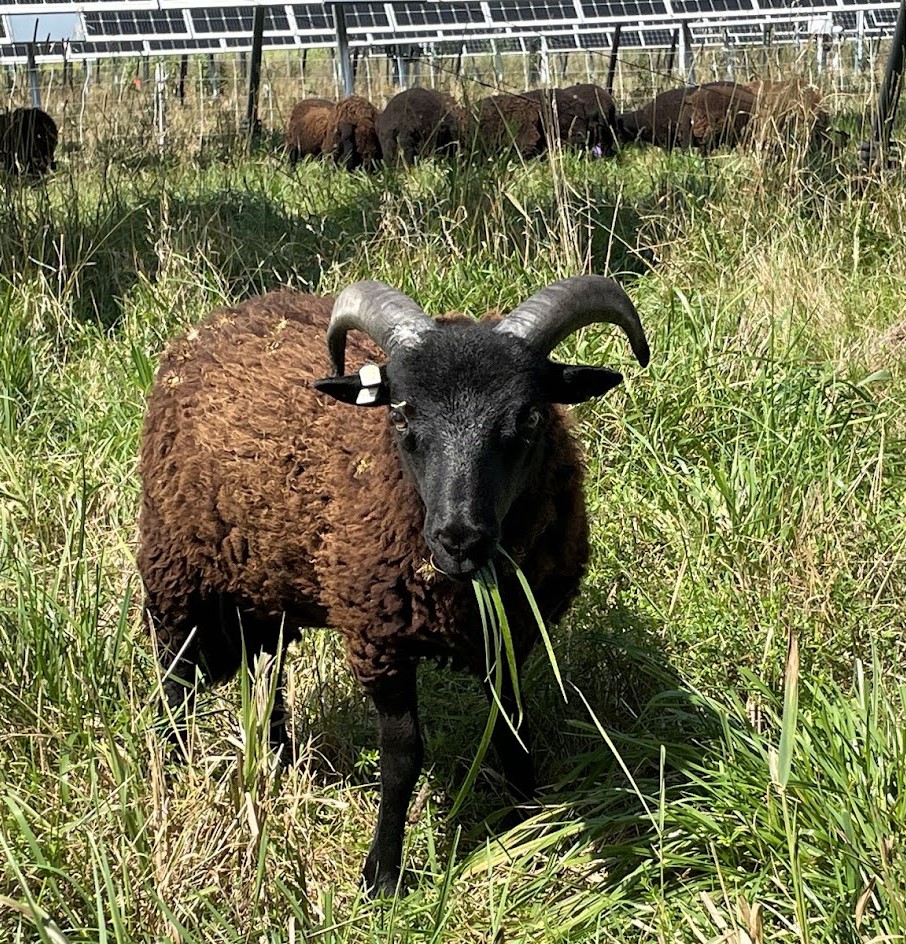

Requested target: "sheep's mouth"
[{"left": 428, "top": 546, "right": 496, "bottom": 583}]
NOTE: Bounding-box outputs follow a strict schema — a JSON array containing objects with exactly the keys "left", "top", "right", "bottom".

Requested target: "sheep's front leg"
[
  {"left": 363, "top": 669, "right": 423, "bottom": 897},
  {"left": 485, "top": 674, "right": 536, "bottom": 806}
]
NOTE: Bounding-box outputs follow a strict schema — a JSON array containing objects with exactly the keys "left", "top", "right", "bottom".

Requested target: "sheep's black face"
[
  {"left": 385, "top": 325, "right": 549, "bottom": 579},
  {"left": 316, "top": 319, "right": 625, "bottom": 580}
]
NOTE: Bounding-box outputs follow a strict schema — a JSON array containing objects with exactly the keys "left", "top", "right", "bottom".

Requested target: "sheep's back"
[{"left": 138, "top": 291, "right": 375, "bottom": 627}]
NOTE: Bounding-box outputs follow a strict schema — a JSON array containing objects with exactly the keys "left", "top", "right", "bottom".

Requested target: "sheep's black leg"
[
  {"left": 268, "top": 660, "right": 292, "bottom": 762},
  {"left": 484, "top": 674, "right": 536, "bottom": 806},
  {"left": 362, "top": 669, "right": 423, "bottom": 898}
]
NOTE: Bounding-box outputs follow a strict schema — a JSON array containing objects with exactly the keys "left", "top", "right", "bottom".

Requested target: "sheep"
[
  {"left": 285, "top": 98, "right": 335, "bottom": 164},
  {"left": 138, "top": 276, "right": 650, "bottom": 896},
  {"left": 521, "top": 87, "right": 591, "bottom": 150},
  {"left": 684, "top": 81, "right": 757, "bottom": 152},
  {"left": 617, "top": 87, "right": 697, "bottom": 150},
  {"left": 560, "top": 83, "right": 618, "bottom": 155},
  {"left": 0, "top": 107, "right": 58, "bottom": 176},
  {"left": 473, "top": 93, "right": 546, "bottom": 159},
  {"left": 745, "top": 78, "right": 830, "bottom": 155},
  {"left": 377, "top": 88, "right": 465, "bottom": 165},
  {"left": 325, "top": 95, "right": 382, "bottom": 171}
]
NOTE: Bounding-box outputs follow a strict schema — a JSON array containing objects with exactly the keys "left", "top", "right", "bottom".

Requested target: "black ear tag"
[
  {"left": 313, "top": 363, "right": 390, "bottom": 407},
  {"left": 545, "top": 363, "right": 624, "bottom": 404}
]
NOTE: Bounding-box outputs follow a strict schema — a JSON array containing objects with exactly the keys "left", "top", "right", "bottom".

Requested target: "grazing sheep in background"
[
  {"left": 138, "top": 276, "right": 649, "bottom": 896},
  {"left": 0, "top": 107, "right": 58, "bottom": 176},
  {"left": 377, "top": 88, "right": 465, "bottom": 164},
  {"left": 325, "top": 95, "right": 382, "bottom": 171},
  {"left": 684, "top": 81, "right": 757, "bottom": 152},
  {"left": 745, "top": 77, "right": 830, "bottom": 154},
  {"left": 285, "top": 98, "right": 335, "bottom": 164},
  {"left": 521, "top": 87, "right": 591, "bottom": 150},
  {"left": 561, "top": 83, "right": 618, "bottom": 155},
  {"left": 474, "top": 92, "right": 545, "bottom": 159},
  {"left": 617, "top": 87, "right": 696, "bottom": 150}
]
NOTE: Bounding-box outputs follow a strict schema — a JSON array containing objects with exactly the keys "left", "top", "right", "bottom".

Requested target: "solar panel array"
[{"left": 0, "top": 1, "right": 900, "bottom": 64}]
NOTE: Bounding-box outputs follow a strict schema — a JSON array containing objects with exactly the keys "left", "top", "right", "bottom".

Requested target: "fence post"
[
  {"left": 154, "top": 61, "right": 167, "bottom": 149},
  {"left": 862, "top": 0, "right": 906, "bottom": 166},
  {"left": 332, "top": 2, "right": 354, "bottom": 96},
  {"left": 26, "top": 44, "right": 41, "bottom": 109},
  {"left": 606, "top": 25, "right": 621, "bottom": 94},
  {"left": 243, "top": 4, "right": 265, "bottom": 139}
]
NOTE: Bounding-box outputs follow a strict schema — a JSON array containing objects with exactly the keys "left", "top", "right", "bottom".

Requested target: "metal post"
[
  {"left": 177, "top": 55, "right": 188, "bottom": 103},
  {"left": 666, "top": 29, "right": 678, "bottom": 77},
  {"left": 539, "top": 35, "right": 550, "bottom": 84},
  {"left": 207, "top": 54, "right": 219, "bottom": 99},
  {"left": 154, "top": 61, "right": 167, "bottom": 149},
  {"left": 856, "top": 10, "right": 865, "bottom": 73},
  {"left": 26, "top": 44, "right": 41, "bottom": 109},
  {"left": 862, "top": 0, "right": 906, "bottom": 166},
  {"left": 332, "top": 3, "right": 354, "bottom": 96},
  {"left": 244, "top": 4, "right": 266, "bottom": 138},
  {"left": 606, "top": 25, "right": 621, "bottom": 94},
  {"left": 681, "top": 22, "right": 696, "bottom": 84}
]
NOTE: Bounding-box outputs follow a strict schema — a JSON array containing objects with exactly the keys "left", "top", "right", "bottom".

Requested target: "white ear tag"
[
  {"left": 358, "top": 363, "right": 382, "bottom": 388},
  {"left": 356, "top": 386, "right": 379, "bottom": 405}
]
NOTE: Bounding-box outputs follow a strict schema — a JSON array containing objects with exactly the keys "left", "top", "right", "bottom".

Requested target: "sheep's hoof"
[{"left": 361, "top": 857, "right": 403, "bottom": 899}]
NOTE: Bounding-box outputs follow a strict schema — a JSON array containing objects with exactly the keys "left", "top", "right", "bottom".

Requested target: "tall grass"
[{"left": 1, "top": 106, "right": 905, "bottom": 942}]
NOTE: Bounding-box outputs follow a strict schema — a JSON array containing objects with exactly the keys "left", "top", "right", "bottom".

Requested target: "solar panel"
[
  {"left": 581, "top": 0, "right": 670, "bottom": 18},
  {"left": 84, "top": 10, "right": 189, "bottom": 38}
]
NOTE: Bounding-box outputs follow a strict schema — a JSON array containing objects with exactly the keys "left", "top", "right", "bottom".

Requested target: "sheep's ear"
[
  {"left": 313, "top": 364, "right": 391, "bottom": 407},
  {"left": 543, "top": 362, "right": 623, "bottom": 404}
]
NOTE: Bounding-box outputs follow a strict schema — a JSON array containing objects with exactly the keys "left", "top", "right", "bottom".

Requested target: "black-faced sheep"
[
  {"left": 377, "top": 88, "right": 465, "bottom": 165},
  {"left": 285, "top": 97, "right": 335, "bottom": 164},
  {"left": 138, "top": 276, "right": 649, "bottom": 896},
  {"left": 473, "top": 93, "right": 545, "bottom": 159},
  {"left": 560, "top": 83, "right": 618, "bottom": 155},
  {"left": 0, "top": 107, "right": 58, "bottom": 176},
  {"left": 325, "top": 95, "right": 382, "bottom": 170}
]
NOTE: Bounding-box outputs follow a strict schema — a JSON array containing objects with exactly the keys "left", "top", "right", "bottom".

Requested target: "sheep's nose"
[{"left": 431, "top": 522, "right": 495, "bottom": 575}]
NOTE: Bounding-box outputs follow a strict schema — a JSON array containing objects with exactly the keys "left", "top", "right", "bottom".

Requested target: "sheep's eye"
[{"left": 389, "top": 407, "right": 409, "bottom": 432}]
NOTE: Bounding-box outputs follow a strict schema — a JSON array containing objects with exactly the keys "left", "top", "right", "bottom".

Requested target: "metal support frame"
[
  {"left": 862, "top": 0, "right": 906, "bottom": 167},
  {"left": 26, "top": 44, "right": 41, "bottom": 108},
  {"left": 243, "top": 3, "right": 265, "bottom": 138},
  {"left": 332, "top": 3, "right": 354, "bottom": 96},
  {"left": 606, "top": 25, "right": 621, "bottom": 94},
  {"left": 681, "top": 21, "right": 697, "bottom": 84}
]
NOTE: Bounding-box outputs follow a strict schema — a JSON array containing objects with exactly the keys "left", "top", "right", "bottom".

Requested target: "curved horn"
[
  {"left": 327, "top": 280, "right": 436, "bottom": 376},
  {"left": 496, "top": 275, "right": 650, "bottom": 366}
]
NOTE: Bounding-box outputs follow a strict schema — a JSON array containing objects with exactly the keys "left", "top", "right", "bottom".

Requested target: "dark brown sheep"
[
  {"left": 473, "top": 93, "right": 545, "bottom": 159},
  {"left": 0, "top": 107, "right": 58, "bottom": 176},
  {"left": 745, "top": 78, "right": 830, "bottom": 154},
  {"left": 560, "top": 83, "right": 618, "bottom": 155},
  {"left": 325, "top": 95, "right": 382, "bottom": 170},
  {"left": 376, "top": 88, "right": 465, "bottom": 165},
  {"left": 684, "top": 81, "right": 757, "bottom": 152},
  {"left": 139, "top": 277, "right": 649, "bottom": 896},
  {"left": 521, "top": 87, "right": 590, "bottom": 150},
  {"left": 617, "top": 87, "right": 696, "bottom": 150},
  {"left": 285, "top": 97, "right": 335, "bottom": 164}
]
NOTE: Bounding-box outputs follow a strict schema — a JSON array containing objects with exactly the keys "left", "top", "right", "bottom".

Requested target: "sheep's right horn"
[
  {"left": 327, "top": 281, "right": 436, "bottom": 376},
  {"left": 496, "top": 275, "right": 650, "bottom": 366}
]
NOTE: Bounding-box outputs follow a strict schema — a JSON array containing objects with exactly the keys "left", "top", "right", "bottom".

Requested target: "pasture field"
[{"left": 1, "top": 100, "right": 906, "bottom": 942}]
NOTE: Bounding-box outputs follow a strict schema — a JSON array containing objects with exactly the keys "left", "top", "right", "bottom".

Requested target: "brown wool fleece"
[
  {"left": 285, "top": 99, "right": 335, "bottom": 160},
  {"left": 376, "top": 89, "right": 466, "bottom": 163},
  {"left": 326, "top": 95, "right": 382, "bottom": 168},
  {"left": 138, "top": 291, "right": 591, "bottom": 692}
]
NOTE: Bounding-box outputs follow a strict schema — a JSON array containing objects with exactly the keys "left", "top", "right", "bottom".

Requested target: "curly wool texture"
[
  {"left": 285, "top": 98, "right": 335, "bottom": 163},
  {"left": 746, "top": 78, "right": 828, "bottom": 153},
  {"left": 138, "top": 291, "right": 591, "bottom": 691},
  {"left": 0, "top": 107, "right": 57, "bottom": 176},
  {"left": 475, "top": 94, "right": 545, "bottom": 159},
  {"left": 377, "top": 88, "right": 466, "bottom": 164},
  {"left": 326, "top": 95, "right": 381, "bottom": 169},
  {"left": 521, "top": 88, "right": 590, "bottom": 149}
]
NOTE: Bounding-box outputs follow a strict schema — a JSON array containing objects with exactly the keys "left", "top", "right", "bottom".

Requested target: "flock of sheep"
[{"left": 285, "top": 76, "right": 830, "bottom": 170}]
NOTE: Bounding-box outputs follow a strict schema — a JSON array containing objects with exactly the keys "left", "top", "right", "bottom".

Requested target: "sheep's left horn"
[
  {"left": 496, "top": 275, "right": 650, "bottom": 366},
  {"left": 327, "top": 281, "right": 436, "bottom": 376}
]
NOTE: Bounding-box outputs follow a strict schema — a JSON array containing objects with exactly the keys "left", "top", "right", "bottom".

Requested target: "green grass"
[{"left": 1, "top": 106, "right": 906, "bottom": 942}]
